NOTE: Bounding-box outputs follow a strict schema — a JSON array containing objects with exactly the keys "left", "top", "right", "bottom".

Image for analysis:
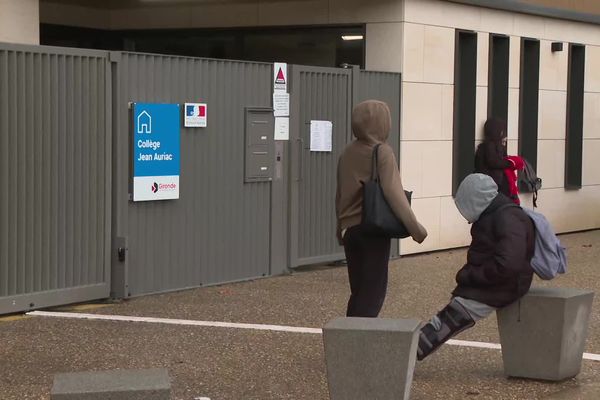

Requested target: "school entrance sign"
[{"left": 132, "top": 103, "right": 181, "bottom": 201}]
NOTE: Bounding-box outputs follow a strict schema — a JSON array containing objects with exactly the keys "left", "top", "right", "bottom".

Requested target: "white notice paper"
[
  {"left": 310, "top": 120, "right": 333, "bottom": 152},
  {"left": 273, "top": 92, "right": 290, "bottom": 117},
  {"left": 274, "top": 117, "right": 289, "bottom": 140}
]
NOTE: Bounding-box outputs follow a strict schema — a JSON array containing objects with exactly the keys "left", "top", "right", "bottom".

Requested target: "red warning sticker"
[{"left": 274, "top": 62, "right": 287, "bottom": 91}]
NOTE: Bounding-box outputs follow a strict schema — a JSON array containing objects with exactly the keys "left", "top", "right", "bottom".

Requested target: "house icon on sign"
[{"left": 137, "top": 110, "right": 152, "bottom": 134}]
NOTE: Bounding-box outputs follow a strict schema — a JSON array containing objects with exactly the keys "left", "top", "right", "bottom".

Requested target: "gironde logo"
[{"left": 151, "top": 182, "right": 159, "bottom": 193}]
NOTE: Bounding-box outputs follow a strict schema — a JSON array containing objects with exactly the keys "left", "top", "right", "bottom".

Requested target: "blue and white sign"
[{"left": 133, "top": 103, "right": 180, "bottom": 202}]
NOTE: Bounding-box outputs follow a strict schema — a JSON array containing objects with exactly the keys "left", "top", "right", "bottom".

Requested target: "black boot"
[{"left": 417, "top": 300, "right": 475, "bottom": 361}]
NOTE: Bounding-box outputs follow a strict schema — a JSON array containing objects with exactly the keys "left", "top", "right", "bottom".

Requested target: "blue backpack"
[
  {"left": 521, "top": 207, "right": 567, "bottom": 280},
  {"left": 497, "top": 204, "right": 567, "bottom": 280}
]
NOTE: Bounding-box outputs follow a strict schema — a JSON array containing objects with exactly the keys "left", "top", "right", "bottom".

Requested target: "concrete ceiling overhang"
[{"left": 448, "top": 0, "right": 600, "bottom": 26}]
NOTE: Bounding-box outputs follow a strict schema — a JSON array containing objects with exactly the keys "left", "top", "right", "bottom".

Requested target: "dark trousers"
[{"left": 343, "top": 225, "right": 391, "bottom": 317}]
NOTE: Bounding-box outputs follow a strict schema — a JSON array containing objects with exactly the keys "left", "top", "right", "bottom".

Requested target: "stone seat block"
[
  {"left": 497, "top": 287, "right": 594, "bottom": 381},
  {"left": 323, "top": 317, "right": 421, "bottom": 400},
  {"left": 50, "top": 368, "right": 171, "bottom": 400}
]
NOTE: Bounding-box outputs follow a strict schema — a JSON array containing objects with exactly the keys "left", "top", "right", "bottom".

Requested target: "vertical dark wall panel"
[
  {"left": 565, "top": 44, "right": 585, "bottom": 189},
  {"left": 0, "top": 44, "right": 111, "bottom": 314},
  {"left": 113, "top": 54, "right": 272, "bottom": 296},
  {"left": 488, "top": 34, "right": 510, "bottom": 123},
  {"left": 519, "top": 39, "right": 541, "bottom": 173},
  {"left": 453, "top": 31, "right": 478, "bottom": 194}
]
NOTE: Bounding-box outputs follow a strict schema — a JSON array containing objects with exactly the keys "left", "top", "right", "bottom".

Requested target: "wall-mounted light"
[
  {"left": 551, "top": 42, "right": 564, "bottom": 52},
  {"left": 342, "top": 35, "right": 364, "bottom": 41}
]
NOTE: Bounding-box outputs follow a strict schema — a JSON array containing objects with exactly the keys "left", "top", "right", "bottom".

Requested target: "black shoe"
[{"left": 417, "top": 300, "right": 475, "bottom": 361}]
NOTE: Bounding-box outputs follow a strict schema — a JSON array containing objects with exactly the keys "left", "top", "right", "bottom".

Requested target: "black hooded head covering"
[{"left": 484, "top": 118, "right": 507, "bottom": 144}]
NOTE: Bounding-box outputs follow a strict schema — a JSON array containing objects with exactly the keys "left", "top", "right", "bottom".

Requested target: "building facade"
[{"left": 2, "top": 0, "right": 600, "bottom": 259}]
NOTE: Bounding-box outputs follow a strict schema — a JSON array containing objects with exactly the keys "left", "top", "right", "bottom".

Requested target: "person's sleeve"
[
  {"left": 377, "top": 144, "right": 427, "bottom": 243},
  {"left": 457, "top": 211, "right": 528, "bottom": 286}
]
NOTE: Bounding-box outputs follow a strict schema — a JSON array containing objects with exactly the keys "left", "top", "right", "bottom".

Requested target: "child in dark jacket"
[
  {"left": 417, "top": 174, "right": 535, "bottom": 361},
  {"left": 475, "top": 118, "right": 524, "bottom": 204},
  {"left": 475, "top": 118, "right": 511, "bottom": 194}
]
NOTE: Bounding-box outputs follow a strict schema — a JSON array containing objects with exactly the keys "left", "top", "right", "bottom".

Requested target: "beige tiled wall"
[
  {"left": 400, "top": 141, "right": 453, "bottom": 198},
  {"left": 509, "top": 36, "right": 521, "bottom": 89},
  {"left": 583, "top": 140, "right": 600, "bottom": 185},
  {"left": 537, "top": 140, "right": 566, "bottom": 189},
  {"left": 507, "top": 88, "right": 520, "bottom": 141},
  {"left": 401, "top": 82, "right": 453, "bottom": 141},
  {"left": 477, "top": 32, "right": 489, "bottom": 87},
  {"left": 400, "top": 197, "right": 442, "bottom": 254},
  {"left": 403, "top": 0, "right": 600, "bottom": 45},
  {"left": 535, "top": 186, "right": 600, "bottom": 232},
  {"left": 0, "top": 0, "right": 39, "bottom": 45},
  {"left": 538, "top": 90, "right": 567, "bottom": 140},
  {"left": 584, "top": 93, "right": 600, "bottom": 139},
  {"left": 585, "top": 46, "right": 600, "bottom": 92},
  {"left": 539, "top": 40, "right": 569, "bottom": 91},
  {"left": 366, "top": 23, "right": 403, "bottom": 73},
  {"left": 402, "top": 23, "right": 454, "bottom": 84},
  {"left": 401, "top": 195, "right": 472, "bottom": 255}
]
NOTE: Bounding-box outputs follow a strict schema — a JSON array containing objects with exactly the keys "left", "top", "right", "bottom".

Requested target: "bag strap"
[{"left": 371, "top": 144, "right": 381, "bottom": 182}]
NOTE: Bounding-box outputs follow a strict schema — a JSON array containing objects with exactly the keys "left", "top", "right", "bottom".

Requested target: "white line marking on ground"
[
  {"left": 447, "top": 339, "right": 501, "bottom": 350},
  {"left": 27, "top": 311, "right": 323, "bottom": 334},
  {"left": 28, "top": 311, "right": 600, "bottom": 362}
]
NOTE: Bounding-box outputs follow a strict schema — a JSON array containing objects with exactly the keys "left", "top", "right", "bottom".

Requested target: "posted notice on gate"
[
  {"left": 273, "top": 62, "right": 287, "bottom": 92},
  {"left": 310, "top": 120, "right": 333, "bottom": 152},
  {"left": 133, "top": 103, "right": 181, "bottom": 202}
]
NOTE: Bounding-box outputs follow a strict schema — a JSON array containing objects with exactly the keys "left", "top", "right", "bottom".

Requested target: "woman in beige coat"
[{"left": 336, "top": 100, "right": 427, "bottom": 317}]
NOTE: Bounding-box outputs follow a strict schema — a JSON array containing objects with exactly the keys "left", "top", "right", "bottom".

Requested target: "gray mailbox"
[{"left": 245, "top": 108, "right": 274, "bottom": 182}]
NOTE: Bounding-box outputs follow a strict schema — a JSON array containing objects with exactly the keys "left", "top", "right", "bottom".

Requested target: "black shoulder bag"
[{"left": 361, "top": 144, "right": 412, "bottom": 238}]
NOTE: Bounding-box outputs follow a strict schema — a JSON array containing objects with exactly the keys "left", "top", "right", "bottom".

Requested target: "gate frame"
[
  {"left": 288, "top": 64, "right": 402, "bottom": 269},
  {"left": 0, "top": 43, "right": 113, "bottom": 314}
]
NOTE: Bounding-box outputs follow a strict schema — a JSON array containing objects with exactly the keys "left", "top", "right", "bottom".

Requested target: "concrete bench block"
[
  {"left": 323, "top": 317, "right": 421, "bottom": 400},
  {"left": 497, "top": 287, "right": 594, "bottom": 381},
  {"left": 50, "top": 368, "right": 171, "bottom": 400}
]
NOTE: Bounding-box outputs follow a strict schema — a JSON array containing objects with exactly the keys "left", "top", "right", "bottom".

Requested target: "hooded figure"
[
  {"left": 417, "top": 174, "right": 535, "bottom": 361},
  {"left": 474, "top": 118, "right": 513, "bottom": 196},
  {"left": 336, "top": 100, "right": 427, "bottom": 317}
]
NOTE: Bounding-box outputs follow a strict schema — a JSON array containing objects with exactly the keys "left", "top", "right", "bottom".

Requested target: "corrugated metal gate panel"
[
  {"left": 290, "top": 67, "right": 402, "bottom": 267},
  {"left": 290, "top": 66, "right": 351, "bottom": 267},
  {"left": 114, "top": 54, "right": 272, "bottom": 296},
  {"left": 358, "top": 70, "right": 402, "bottom": 257},
  {"left": 0, "top": 44, "right": 111, "bottom": 314}
]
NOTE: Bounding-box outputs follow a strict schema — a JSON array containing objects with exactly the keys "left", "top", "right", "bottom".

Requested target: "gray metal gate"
[
  {"left": 111, "top": 53, "right": 273, "bottom": 298},
  {"left": 0, "top": 43, "right": 402, "bottom": 310},
  {"left": 0, "top": 44, "right": 112, "bottom": 314},
  {"left": 289, "top": 65, "right": 352, "bottom": 267},
  {"left": 289, "top": 66, "right": 402, "bottom": 267}
]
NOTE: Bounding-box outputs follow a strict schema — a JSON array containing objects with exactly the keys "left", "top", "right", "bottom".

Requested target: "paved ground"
[{"left": 1, "top": 230, "right": 599, "bottom": 399}]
